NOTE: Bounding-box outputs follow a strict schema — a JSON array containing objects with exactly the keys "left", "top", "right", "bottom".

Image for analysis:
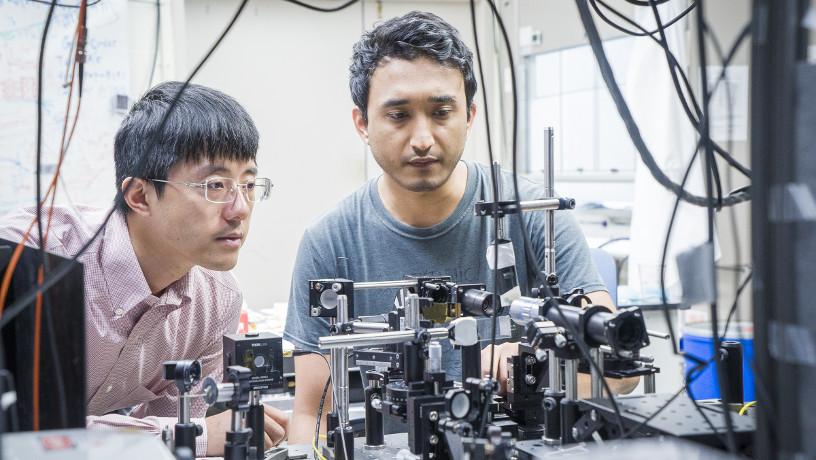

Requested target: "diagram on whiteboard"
[{"left": 0, "top": 0, "right": 129, "bottom": 215}]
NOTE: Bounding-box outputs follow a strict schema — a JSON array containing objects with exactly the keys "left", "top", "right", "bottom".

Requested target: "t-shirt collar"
[{"left": 368, "top": 160, "right": 479, "bottom": 239}]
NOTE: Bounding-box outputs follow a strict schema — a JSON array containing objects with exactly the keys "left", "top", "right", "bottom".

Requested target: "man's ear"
[
  {"left": 351, "top": 106, "right": 369, "bottom": 144},
  {"left": 466, "top": 102, "right": 477, "bottom": 130},
  {"left": 121, "top": 177, "right": 152, "bottom": 216}
]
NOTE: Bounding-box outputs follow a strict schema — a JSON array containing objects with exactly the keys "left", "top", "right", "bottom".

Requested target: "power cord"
[{"left": 284, "top": 0, "right": 359, "bottom": 13}]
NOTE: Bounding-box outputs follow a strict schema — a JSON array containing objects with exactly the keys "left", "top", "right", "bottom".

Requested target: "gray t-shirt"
[{"left": 284, "top": 160, "right": 606, "bottom": 380}]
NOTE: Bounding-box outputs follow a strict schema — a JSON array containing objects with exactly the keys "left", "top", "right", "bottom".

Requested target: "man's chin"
[
  {"left": 399, "top": 176, "right": 445, "bottom": 193},
  {"left": 199, "top": 258, "right": 238, "bottom": 272}
]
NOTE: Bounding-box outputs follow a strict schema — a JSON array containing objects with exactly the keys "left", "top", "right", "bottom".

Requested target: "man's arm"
[{"left": 289, "top": 353, "right": 332, "bottom": 444}]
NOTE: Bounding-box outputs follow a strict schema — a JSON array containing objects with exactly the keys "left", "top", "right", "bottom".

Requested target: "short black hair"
[
  {"left": 349, "top": 11, "right": 477, "bottom": 122},
  {"left": 113, "top": 81, "right": 259, "bottom": 213}
]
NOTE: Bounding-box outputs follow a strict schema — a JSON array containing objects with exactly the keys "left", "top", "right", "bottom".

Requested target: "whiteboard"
[{"left": 0, "top": 0, "right": 130, "bottom": 215}]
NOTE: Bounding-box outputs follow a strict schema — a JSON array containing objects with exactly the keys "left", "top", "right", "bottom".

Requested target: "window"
[{"left": 525, "top": 37, "right": 638, "bottom": 178}]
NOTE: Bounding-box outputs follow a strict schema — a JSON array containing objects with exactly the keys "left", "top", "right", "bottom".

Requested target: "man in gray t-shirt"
[
  {"left": 285, "top": 11, "right": 632, "bottom": 443},
  {"left": 284, "top": 160, "right": 606, "bottom": 371}
]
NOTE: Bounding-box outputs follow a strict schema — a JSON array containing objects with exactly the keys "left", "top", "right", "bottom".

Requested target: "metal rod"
[
  {"left": 179, "top": 394, "right": 191, "bottom": 424},
  {"left": 548, "top": 350, "right": 562, "bottom": 392},
  {"left": 332, "top": 295, "right": 351, "bottom": 426},
  {"left": 543, "top": 128, "right": 556, "bottom": 277},
  {"left": 351, "top": 322, "right": 390, "bottom": 333},
  {"left": 492, "top": 161, "right": 506, "bottom": 239},
  {"left": 644, "top": 373, "right": 656, "bottom": 394},
  {"left": 647, "top": 329, "right": 671, "bottom": 340},
  {"left": 319, "top": 328, "right": 450, "bottom": 350},
  {"left": 518, "top": 198, "right": 565, "bottom": 212},
  {"left": 405, "top": 294, "right": 420, "bottom": 330},
  {"left": 354, "top": 280, "right": 418, "bottom": 290},
  {"left": 564, "top": 359, "right": 578, "bottom": 401},
  {"left": 590, "top": 348, "right": 604, "bottom": 399},
  {"left": 231, "top": 410, "right": 243, "bottom": 432}
]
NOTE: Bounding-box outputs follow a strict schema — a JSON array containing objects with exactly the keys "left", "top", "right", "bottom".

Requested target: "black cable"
[
  {"left": 654, "top": 11, "right": 751, "bottom": 355},
  {"left": 0, "top": 0, "right": 251, "bottom": 331},
  {"left": 576, "top": 0, "right": 748, "bottom": 208},
  {"left": 720, "top": 270, "right": 752, "bottom": 342},
  {"left": 589, "top": 0, "right": 696, "bottom": 37},
  {"left": 683, "top": 365, "right": 729, "bottom": 446},
  {"left": 481, "top": 0, "right": 627, "bottom": 436},
  {"left": 284, "top": 0, "right": 358, "bottom": 13},
  {"left": 621, "top": 355, "right": 712, "bottom": 439},
  {"left": 32, "top": 0, "right": 59, "bottom": 433},
  {"left": 315, "top": 376, "right": 330, "bottom": 452},
  {"left": 27, "top": 0, "right": 101, "bottom": 6},
  {"left": 658, "top": 139, "right": 702, "bottom": 356},
  {"left": 293, "top": 350, "right": 332, "bottom": 451},
  {"left": 467, "top": 1, "right": 503, "bottom": 436},
  {"left": 693, "top": 0, "right": 736, "bottom": 451},
  {"left": 707, "top": 19, "right": 747, "bottom": 340},
  {"left": 592, "top": 0, "right": 752, "bottom": 179},
  {"left": 597, "top": 237, "right": 629, "bottom": 249},
  {"left": 146, "top": 0, "right": 161, "bottom": 90},
  {"left": 647, "top": 1, "right": 724, "bottom": 209},
  {"left": 624, "top": 0, "right": 670, "bottom": 6},
  {"left": 35, "top": 0, "right": 56, "bottom": 313}
]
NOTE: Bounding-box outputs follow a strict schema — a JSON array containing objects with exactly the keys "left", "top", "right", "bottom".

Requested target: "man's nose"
[
  {"left": 222, "top": 187, "right": 251, "bottom": 221},
  {"left": 410, "top": 116, "right": 435, "bottom": 154}
]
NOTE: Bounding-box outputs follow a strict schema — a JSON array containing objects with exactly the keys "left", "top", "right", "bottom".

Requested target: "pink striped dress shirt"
[{"left": 0, "top": 205, "right": 242, "bottom": 457}]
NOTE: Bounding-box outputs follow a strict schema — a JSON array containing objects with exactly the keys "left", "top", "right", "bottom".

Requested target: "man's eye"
[
  {"left": 207, "top": 180, "right": 227, "bottom": 190},
  {"left": 387, "top": 111, "right": 408, "bottom": 121},
  {"left": 245, "top": 182, "right": 256, "bottom": 190},
  {"left": 434, "top": 109, "right": 452, "bottom": 118}
]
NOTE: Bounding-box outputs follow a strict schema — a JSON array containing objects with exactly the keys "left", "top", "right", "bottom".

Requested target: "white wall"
[{"left": 125, "top": 0, "right": 501, "bottom": 308}]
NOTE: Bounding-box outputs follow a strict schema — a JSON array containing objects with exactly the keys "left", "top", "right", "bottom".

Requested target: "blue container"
[{"left": 680, "top": 322, "right": 755, "bottom": 402}]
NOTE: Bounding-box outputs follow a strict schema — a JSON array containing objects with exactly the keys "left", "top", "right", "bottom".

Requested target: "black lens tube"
[
  {"left": 509, "top": 298, "right": 650, "bottom": 353},
  {"left": 461, "top": 288, "right": 497, "bottom": 317}
]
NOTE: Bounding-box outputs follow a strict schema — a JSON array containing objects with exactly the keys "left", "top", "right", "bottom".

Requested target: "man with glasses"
[{"left": 0, "top": 82, "right": 286, "bottom": 457}]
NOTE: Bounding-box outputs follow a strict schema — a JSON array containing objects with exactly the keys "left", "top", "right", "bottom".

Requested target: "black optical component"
[
  {"left": 445, "top": 388, "right": 473, "bottom": 421},
  {"left": 223, "top": 332, "right": 284, "bottom": 392},
  {"left": 409, "top": 276, "right": 453, "bottom": 303},
  {"left": 163, "top": 360, "right": 202, "bottom": 393},
  {"left": 603, "top": 307, "right": 650, "bottom": 352},
  {"left": 308, "top": 278, "right": 354, "bottom": 318},
  {"left": 459, "top": 287, "right": 499, "bottom": 317}
]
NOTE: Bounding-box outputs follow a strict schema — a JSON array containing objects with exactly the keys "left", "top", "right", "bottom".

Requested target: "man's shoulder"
[
  {"left": 304, "top": 180, "right": 373, "bottom": 237},
  {"left": 0, "top": 204, "right": 109, "bottom": 253},
  {"left": 467, "top": 160, "right": 547, "bottom": 200}
]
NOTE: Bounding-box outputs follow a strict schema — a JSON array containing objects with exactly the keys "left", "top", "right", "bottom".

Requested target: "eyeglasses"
[{"left": 148, "top": 177, "right": 273, "bottom": 203}]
